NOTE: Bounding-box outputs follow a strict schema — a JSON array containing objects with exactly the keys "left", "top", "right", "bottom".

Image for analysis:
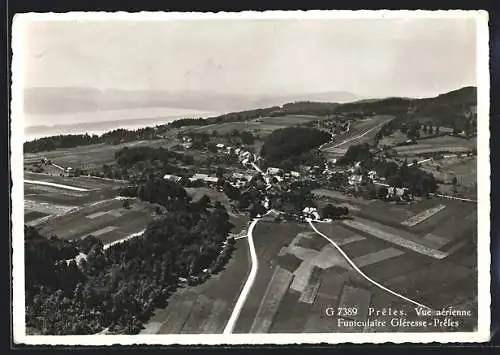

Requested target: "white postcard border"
[{"left": 11, "top": 10, "right": 491, "bottom": 345}]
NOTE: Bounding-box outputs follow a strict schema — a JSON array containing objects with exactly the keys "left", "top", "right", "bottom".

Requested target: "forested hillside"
[{"left": 25, "top": 180, "right": 234, "bottom": 335}]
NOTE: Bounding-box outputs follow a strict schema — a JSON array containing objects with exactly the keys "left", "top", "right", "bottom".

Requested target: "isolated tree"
[
  {"left": 122, "top": 199, "right": 131, "bottom": 209},
  {"left": 451, "top": 176, "right": 458, "bottom": 186}
]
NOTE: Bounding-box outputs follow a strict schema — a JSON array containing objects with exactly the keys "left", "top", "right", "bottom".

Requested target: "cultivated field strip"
[
  {"left": 299, "top": 266, "right": 322, "bottom": 304},
  {"left": 157, "top": 299, "right": 195, "bottom": 334},
  {"left": 249, "top": 266, "right": 294, "bottom": 333},
  {"left": 309, "top": 221, "right": 433, "bottom": 310},
  {"left": 401, "top": 204, "right": 447, "bottom": 227},
  {"left": 342, "top": 219, "right": 448, "bottom": 259},
  {"left": 24, "top": 199, "right": 76, "bottom": 216},
  {"left": 199, "top": 299, "right": 229, "bottom": 334},
  {"left": 352, "top": 247, "right": 405, "bottom": 268},
  {"left": 181, "top": 295, "right": 215, "bottom": 334},
  {"left": 24, "top": 179, "right": 90, "bottom": 192},
  {"left": 384, "top": 261, "right": 473, "bottom": 302},
  {"left": 337, "top": 285, "right": 372, "bottom": 321}
]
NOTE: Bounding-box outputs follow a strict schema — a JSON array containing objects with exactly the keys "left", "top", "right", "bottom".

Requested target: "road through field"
[
  {"left": 223, "top": 218, "right": 260, "bottom": 334},
  {"left": 24, "top": 179, "right": 90, "bottom": 192},
  {"left": 331, "top": 120, "right": 390, "bottom": 149},
  {"left": 307, "top": 219, "right": 433, "bottom": 310}
]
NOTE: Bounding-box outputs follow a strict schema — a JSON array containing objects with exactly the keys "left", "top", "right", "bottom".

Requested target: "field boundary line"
[
  {"left": 342, "top": 219, "right": 448, "bottom": 259},
  {"left": 308, "top": 220, "right": 433, "bottom": 311},
  {"left": 331, "top": 119, "right": 391, "bottom": 148},
  {"left": 24, "top": 179, "right": 90, "bottom": 192},
  {"left": 435, "top": 194, "right": 477, "bottom": 203},
  {"left": 223, "top": 218, "right": 260, "bottom": 334}
]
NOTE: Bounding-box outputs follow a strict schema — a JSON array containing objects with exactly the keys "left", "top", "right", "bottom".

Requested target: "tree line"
[{"left": 26, "top": 179, "right": 234, "bottom": 335}]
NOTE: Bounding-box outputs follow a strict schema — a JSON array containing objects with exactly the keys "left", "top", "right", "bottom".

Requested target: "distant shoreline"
[{"left": 24, "top": 107, "right": 218, "bottom": 142}]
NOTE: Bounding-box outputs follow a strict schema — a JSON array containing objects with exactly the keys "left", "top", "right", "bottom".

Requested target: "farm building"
[
  {"left": 302, "top": 206, "right": 320, "bottom": 220},
  {"left": 267, "top": 167, "right": 282, "bottom": 175},
  {"left": 163, "top": 174, "right": 182, "bottom": 183},
  {"left": 386, "top": 186, "right": 410, "bottom": 200},
  {"left": 189, "top": 173, "right": 219, "bottom": 184},
  {"left": 216, "top": 143, "right": 225, "bottom": 152},
  {"left": 348, "top": 175, "right": 363, "bottom": 185},
  {"left": 367, "top": 170, "right": 377, "bottom": 180}
]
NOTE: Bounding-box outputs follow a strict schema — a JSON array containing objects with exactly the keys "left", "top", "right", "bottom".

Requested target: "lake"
[{"left": 23, "top": 107, "right": 218, "bottom": 142}]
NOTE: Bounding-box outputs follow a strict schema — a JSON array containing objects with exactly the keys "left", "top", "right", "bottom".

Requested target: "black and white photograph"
[{"left": 11, "top": 10, "right": 490, "bottom": 345}]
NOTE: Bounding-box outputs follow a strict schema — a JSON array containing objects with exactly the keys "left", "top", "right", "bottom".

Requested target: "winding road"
[
  {"left": 223, "top": 218, "right": 260, "bottom": 334},
  {"left": 307, "top": 219, "right": 433, "bottom": 311}
]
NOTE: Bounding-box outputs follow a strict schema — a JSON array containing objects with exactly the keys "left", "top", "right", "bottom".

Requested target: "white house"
[
  {"left": 367, "top": 170, "right": 377, "bottom": 180},
  {"left": 267, "top": 167, "right": 281, "bottom": 175},
  {"left": 291, "top": 171, "right": 300, "bottom": 178},
  {"left": 302, "top": 206, "right": 320, "bottom": 220},
  {"left": 387, "top": 186, "right": 408, "bottom": 199},
  {"left": 240, "top": 151, "right": 252, "bottom": 160},
  {"left": 216, "top": 143, "right": 225, "bottom": 152},
  {"left": 163, "top": 174, "right": 182, "bottom": 183},
  {"left": 189, "top": 173, "right": 219, "bottom": 184},
  {"left": 348, "top": 175, "right": 363, "bottom": 185}
]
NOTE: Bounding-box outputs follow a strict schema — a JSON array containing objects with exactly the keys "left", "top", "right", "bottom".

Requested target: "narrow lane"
[
  {"left": 223, "top": 218, "right": 260, "bottom": 334},
  {"left": 308, "top": 219, "right": 433, "bottom": 311}
]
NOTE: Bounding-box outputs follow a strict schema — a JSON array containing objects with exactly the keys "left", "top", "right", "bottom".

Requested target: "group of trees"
[
  {"left": 24, "top": 133, "right": 101, "bottom": 153},
  {"left": 273, "top": 102, "right": 340, "bottom": 116},
  {"left": 335, "top": 97, "right": 411, "bottom": 116},
  {"left": 336, "top": 144, "right": 438, "bottom": 197},
  {"left": 100, "top": 146, "right": 197, "bottom": 183},
  {"left": 26, "top": 180, "right": 234, "bottom": 335},
  {"left": 375, "top": 117, "right": 444, "bottom": 144},
  {"left": 278, "top": 149, "right": 327, "bottom": 172},
  {"left": 24, "top": 127, "right": 166, "bottom": 153},
  {"left": 270, "top": 181, "right": 315, "bottom": 216},
  {"left": 320, "top": 204, "right": 349, "bottom": 219},
  {"left": 115, "top": 147, "right": 194, "bottom": 168},
  {"left": 260, "top": 127, "right": 331, "bottom": 166},
  {"left": 337, "top": 143, "right": 372, "bottom": 166},
  {"left": 386, "top": 161, "right": 438, "bottom": 196}
]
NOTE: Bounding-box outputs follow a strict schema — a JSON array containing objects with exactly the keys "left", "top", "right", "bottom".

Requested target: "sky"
[{"left": 18, "top": 15, "right": 478, "bottom": 98}]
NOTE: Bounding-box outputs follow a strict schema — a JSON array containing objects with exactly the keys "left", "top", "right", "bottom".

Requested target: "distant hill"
[
  {"left": 411, "top": 86, "right": 477, "bottom": 116},
  {"left": 247, "top": 91, "right": 361, "bottom": 108},
  {"left": 334, "top": 86, "right": 477, "bottom": 128},
  {"left": 23, "top": 87, "right": 361, "bottom": 115}
]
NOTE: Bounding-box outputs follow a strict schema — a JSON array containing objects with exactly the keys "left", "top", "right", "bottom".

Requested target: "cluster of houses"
[
  {"left": 163, "top": 173, "right": 220, "bottom": 186},
  {"left": 302, "top": 206, "right": 321, "bottom": 220},
  {"left": 229, "top": 172, "right": 254, "bottom": 188},
  {"left": 215, "top": 143, "right": 255, "bottom": 166}
]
